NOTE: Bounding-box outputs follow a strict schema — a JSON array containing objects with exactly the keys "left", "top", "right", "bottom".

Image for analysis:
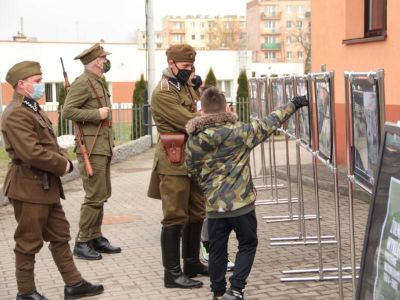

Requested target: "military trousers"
[
  {"left": 158, "top": 174, "right": 205, "bottom": 227},
  {"left": 76, "top": 154, "right": 111, "bottom": 242},
  {"left": 11, "top": 199, "right": 82, "bottom": 294}
]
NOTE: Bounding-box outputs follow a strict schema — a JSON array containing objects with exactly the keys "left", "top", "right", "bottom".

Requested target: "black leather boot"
[
  {"left": 182, "top": 222, "right": 209, "bottom": 278},
  {"left": 161, "top": 225, "right": 203, "bottom": 289}
]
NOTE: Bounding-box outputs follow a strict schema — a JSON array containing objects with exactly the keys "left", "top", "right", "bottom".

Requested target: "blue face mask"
[{"left": 28, "top": 83, "right": 45, "bottom": 100}]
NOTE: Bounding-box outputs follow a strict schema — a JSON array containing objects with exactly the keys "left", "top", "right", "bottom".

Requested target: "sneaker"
[
  {"left": 200, "top": 241, "right": 209, "bottom": 262},
  {"left": 227, "top": 257, "right": 235, "bottom": 272},
  {"left": 221, "top": 288, "right": 244, "bottom": 300}
]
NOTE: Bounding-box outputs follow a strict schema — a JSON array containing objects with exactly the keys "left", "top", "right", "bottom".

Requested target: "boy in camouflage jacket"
[{"left": 185, "top": 87, "right": 308, "bottom": 300}]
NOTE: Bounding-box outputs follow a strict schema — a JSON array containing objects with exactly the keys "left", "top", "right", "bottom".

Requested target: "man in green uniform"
[
  {"left": 63, "top": 43, "right": 121, "bottom": 260},
  {"left": 147, "top": 44, "right": 208, "bottom": 289},
  {"left": 1, "top": 61, "right": 104, "bottom": 300}
]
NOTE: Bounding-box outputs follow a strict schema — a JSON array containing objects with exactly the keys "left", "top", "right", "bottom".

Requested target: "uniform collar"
[{"left": 22, "top": 97, "right": 41, "bottom": 112}]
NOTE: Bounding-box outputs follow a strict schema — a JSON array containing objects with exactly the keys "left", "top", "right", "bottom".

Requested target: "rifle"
[{"left": 60, "top": 57, "right": 94, "bottom": 177}]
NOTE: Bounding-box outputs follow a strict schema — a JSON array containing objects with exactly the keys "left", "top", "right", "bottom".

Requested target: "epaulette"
[
  {"left": 160, "top": 78, "right": 170, "bottom": 91},
  {"left": 168, "top": 78, "right": 181, "bottom": 91},
  {"left": 22, "top": 97, "right": 40, "bottom": 112}
]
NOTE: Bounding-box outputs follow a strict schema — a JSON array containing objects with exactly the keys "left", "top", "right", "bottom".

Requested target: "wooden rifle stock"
[
  {"left": 74, "top": 123, "right": 94, "bottom": 177},
  {"left": 60, "top": 57, "right": 93, "bottom": 177}
]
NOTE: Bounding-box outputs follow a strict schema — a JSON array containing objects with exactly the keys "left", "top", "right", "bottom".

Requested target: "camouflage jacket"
[{"left": 185, "top": 103, "right": 296, "bottom": 218}]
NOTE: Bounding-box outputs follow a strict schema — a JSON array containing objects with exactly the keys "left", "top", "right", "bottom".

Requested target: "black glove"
[
  {"left": 290, "top": 95, "right": 308, "bottom": 109},
  {"left": 191, "top": 75, "right": 203, "bottom": 91}
]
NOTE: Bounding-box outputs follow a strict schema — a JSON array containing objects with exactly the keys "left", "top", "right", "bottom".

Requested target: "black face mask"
[{"left": 174, "top": 63, "right": 193, "bottom": 83}]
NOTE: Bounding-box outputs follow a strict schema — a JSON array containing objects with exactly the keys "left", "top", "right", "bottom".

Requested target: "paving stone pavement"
[{"left": 0, "top": 144, "right": 370, "bottom": 300}]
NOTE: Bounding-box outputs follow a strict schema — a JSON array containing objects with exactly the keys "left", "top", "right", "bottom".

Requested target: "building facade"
[
  {"left": 312, "top": 0, "right": 399, "bottom": 164},
  {"left": 246, "top": 0, "right": 311, "bottom": 71},
  {"left": 137, "top": 15, "right": 246, "bottom": 50}
]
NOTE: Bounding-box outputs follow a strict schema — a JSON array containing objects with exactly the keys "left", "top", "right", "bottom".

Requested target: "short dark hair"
[{"left": 200, "top": 87, "right": 226, "bottom": 113}]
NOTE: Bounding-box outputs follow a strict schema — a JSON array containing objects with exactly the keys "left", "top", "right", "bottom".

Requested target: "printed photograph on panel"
[
  {"left": 249, "top": 79, "right": 259, "bottom": 118},
  {"left": 315, "top": 80, "right": 332, "bottom": 160},
  {"left": 285, "top": 78, "right": 295, "bottom": 135},
  {"left": 271, "top": 79, "right": 284, "bottom": 110},
  {"left": 296, "top": 78, "right": 311, "bottom": 146},
  {"left": 351, "top": 78, "right": 380, "bottom": 190},
  {"left": 258, "top": 79, "right": 268, "bottom": 117}
]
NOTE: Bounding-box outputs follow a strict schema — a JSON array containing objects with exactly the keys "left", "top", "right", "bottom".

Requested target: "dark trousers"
[
  {"left": 208, "top": 210, "right": 258, "bottom": 294},
  {"left": 11, "top": 199, "right": 82, "bottom": 294}
]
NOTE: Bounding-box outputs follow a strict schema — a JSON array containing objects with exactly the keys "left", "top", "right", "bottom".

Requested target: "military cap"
[
  {"left": 74, "top": 43, "right": 111, "bottom": 65},
  {"left": 6, "top": 61, "right": 42, "bottom": 87},
  {"left": 166, "top": 44, "right": 196, "bottom": 62}
]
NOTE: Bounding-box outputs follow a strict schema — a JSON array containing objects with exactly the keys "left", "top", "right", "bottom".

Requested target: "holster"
[{"left": 159, "top": 133, "right": 185, "bottom": 165}]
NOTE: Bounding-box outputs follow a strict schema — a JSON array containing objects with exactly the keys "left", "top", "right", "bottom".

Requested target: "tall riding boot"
[
  {"left": 161, "top": 225, "right": 203, "bottom": 289},
  {"left": 182, "top": 222, "right": 209, "bottom": 278}
]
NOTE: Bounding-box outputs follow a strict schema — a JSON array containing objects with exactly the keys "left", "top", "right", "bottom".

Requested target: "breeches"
[
  {"left": 11, "top": 199, "right": 81, "bottom": 294},
  {"left": 77, "top": 154, "right": 111, "bottom": 242},
  {"left": 158, "top": 174, "right": 205, "bottom": 227}
]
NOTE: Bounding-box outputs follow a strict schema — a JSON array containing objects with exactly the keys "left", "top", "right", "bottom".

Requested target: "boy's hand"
[{"left": 290, "top": 96, "right": 308, "bottom": 109}]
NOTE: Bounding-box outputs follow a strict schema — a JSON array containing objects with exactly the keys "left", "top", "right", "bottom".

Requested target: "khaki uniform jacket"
[
  {"left": 151, "top": 72, "right": 199, "bottom": 176},
  {"left": 62, "top": 70, "right": 113, "bottom": 156},
  {"left": 1, "top": 93, "right": 68, "bottom": 204}
]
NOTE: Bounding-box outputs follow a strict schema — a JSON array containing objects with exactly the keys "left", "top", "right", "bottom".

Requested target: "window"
[
  {"left": 296, "top": 21, "right": 302, "bottom": 28},
  {"left": 265, "top": 5, "right": 277, "bottom": 15},
  {"left": 45, "top": 83, "right": 53, "bottom": 103},
  {"left": 200, "top": 22, "right": 205, "bottom": 28},
  {"left": 297, "top": 51, "right": 303, "bottom": 59},
  {"left": 265, "top": 51, "right": 276, "bottom": 59},
  {"left": 265, "top": 36, "right": 276, "bottom": 43},
  {"left": 200, "top": 34, "right": 205, "bottom": 40},
  {"left": 191, "top": 34, "right": 196, "bottom": 40},
  {"left": 286, "top": 21, "right": 292, "bottom": 28},
  {"left": 297, "top": 5, "right": 304, "bottom": 14},
  {"left": 286, "top": 36, "right": 292, "bottom": 44},
  {"left": 173, "top": 22, "right": 183, "bottom": 29},
  {"left": 217, "top": 80, "right": 232, "bottom": 98},
  {"left": 173, "top": 34, "right": 183, "bottom": 42},
  {"left": 365, "top": 0, "right": 387, "bottom": 37},
  {"left": 286, "top": 51, "right": 292, "bottom": 59},
  {"left": 286, "top": 5, "right": 292, "bottom": 14},
  {"left": 264, "top": 20, "right": 276, "bottom": 29}
]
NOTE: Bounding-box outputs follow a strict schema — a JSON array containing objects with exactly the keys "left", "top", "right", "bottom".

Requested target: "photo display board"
[
  {"left": 270, "top": 78, "right": 284, "bottom": 110},
  {"left": 258, "top": 78, "right": 268, "bottom": 118},
  {"left": 295, "top": 76, "right": 311, "bottom": 146},
  {"left": 314, "top": 76, "right": 333, "bottom": 161},
  {"left": 248, "top": 79, "right": 259, "bottom": 118},
  {"left": 284, "top": 77, "right": 296, "bottom": 135},
  {"left": 350, "top": 73, "right": 384, "bottom": 193},
  {"left": 357, "top": 123, "right": 400, "bottom": 300}
]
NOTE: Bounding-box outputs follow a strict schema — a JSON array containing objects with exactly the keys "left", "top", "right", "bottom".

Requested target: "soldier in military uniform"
[
  {"left": 1, "top": 61, "right": 104, "bottom": 300},
  {"left": 63, "top": 44, "right": 121, "bottom": 260},
  {"left": 147, "top": 44, "right": 208, "bottom": 289},
  {"left": 185, "top": 87, "right": 308, "bottom": 300}
]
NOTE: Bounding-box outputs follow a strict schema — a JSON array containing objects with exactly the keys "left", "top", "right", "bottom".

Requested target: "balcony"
[
  {"left": 261, "top": 28, "right": 280, "bottom": 35},
  {"left": 261, "top": 42, "right": 281, "bottom": 50},
  {"left": 261, "top": 12, "right": 281, "bottom": 20}
]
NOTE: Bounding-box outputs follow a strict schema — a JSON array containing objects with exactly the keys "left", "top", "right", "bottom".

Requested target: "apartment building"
[
  {"left": 246, "top": 0, "right": 311, "bottom": 69},
  {"left": 138, "top": 15, "right": 246, "bottom": 50}
]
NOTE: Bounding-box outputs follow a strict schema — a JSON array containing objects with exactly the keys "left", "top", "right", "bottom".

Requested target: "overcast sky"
[{"left": 0, "top": 0, "right": 247, "bottom": 42}]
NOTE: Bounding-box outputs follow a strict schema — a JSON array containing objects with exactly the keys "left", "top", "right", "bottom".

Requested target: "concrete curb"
[{"left": 0, "top": 135, "right": 152, "bottom": 206}]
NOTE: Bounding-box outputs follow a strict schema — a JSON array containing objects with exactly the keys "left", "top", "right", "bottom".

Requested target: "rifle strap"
[{"left": 88, "top": 79, "right": 105, "bottom": 108}]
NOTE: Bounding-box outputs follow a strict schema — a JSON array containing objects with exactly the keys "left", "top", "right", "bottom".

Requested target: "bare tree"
[
  {"left": 206, "top": 18, "right": 245, "bottom": 50},
  {"left": 286, "top": 11, "right": 311, "bottom": 73}
]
